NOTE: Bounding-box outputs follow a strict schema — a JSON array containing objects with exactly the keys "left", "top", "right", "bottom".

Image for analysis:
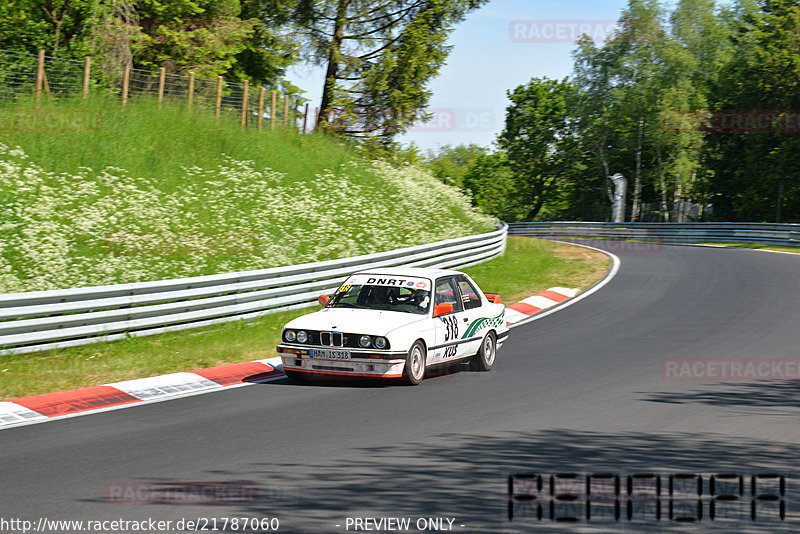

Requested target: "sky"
[{"left": 286, "top": 0, "right": 636, "bottom": 152}]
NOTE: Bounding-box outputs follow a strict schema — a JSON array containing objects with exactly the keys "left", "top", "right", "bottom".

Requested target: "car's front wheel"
[
  {"left": 470, "top": 331, "right": 496, "bottom": 372},
  {"left": 403, "top": 340, "right": 426, "bottom": 385}
]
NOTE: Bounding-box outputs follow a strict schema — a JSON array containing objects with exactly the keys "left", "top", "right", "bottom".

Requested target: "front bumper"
[{"left": 277, "top": 344, "right": 406, "bottom": 378}]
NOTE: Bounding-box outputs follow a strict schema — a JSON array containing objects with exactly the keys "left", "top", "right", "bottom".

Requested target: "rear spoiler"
[{"left": 484, "top": 293, "right": 502, "bottom": 304}]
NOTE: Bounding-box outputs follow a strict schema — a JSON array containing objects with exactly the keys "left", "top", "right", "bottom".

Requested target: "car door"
[
  {"left": 455, "top": 275, "right": 487, "bottom": 357},
  {"left": 432, "top": 276, "right": 468, "bottom": 362}
]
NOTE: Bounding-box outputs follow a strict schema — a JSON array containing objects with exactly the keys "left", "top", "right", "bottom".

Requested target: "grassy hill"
[{"left": 0, "top": 97, "right": 496, "bottom": 293}]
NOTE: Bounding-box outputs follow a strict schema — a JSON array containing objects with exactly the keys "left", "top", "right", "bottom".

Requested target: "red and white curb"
[
  {"left": 504, "top": 287, "right": 579, "bottom": 325},
  {"left": 0, "top": 357, "right": 284, "bottom": 429},
  {"left": 0, "top": 285, "right": 594, "bottom": 431}
]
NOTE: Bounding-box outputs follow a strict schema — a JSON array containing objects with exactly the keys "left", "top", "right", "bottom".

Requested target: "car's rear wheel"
[
  {"left": 284, "top": 369, "right": 309, "bottom": 382},
  {"left": 403, "top": 340, "right": 426, "bottom": 385},
  {"left": 470, "top": 331, "right": 496, "bottom": 372}
]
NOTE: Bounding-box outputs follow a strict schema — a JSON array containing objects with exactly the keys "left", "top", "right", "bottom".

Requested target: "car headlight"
[
  {"left": 373, "top": 336, "right": 388, "bottom": 349},
  {"left": 296, "top": 330, "right": 308, "bottom": 343},
  {"left": 359, "top": 335, "right": 372, "bottom": 348},
  {"left": 284, "top": 330, "right": 296, "bottom": 342}
]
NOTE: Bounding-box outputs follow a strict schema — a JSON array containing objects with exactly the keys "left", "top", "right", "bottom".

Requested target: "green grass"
[
  {"left": 0, "top": 96, "right": 362, "bottom": 191},
  {"left": 0, "top": 96, "right": 495, "bottom": 293},
  {"left": 0, "top": 237, "right": 609, "bottom": 399}
]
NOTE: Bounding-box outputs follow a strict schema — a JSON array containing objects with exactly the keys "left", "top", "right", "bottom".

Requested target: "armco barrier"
[
  {"left": 0, "top": 224, "right": 507, "bottom": 355},
  {"left": 508, "top": 221, "right": 800, "bottom": 247}
]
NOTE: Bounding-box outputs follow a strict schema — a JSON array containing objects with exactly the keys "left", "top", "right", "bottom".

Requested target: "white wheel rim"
[
  {"left": 484, "top": 336, "right": 495, "bottom": 365},
  {"left": 410, "top": 346, "right": 424, "bottom": 380}
]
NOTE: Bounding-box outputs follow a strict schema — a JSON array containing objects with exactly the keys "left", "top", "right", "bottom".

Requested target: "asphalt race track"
[{"left": 2, "top": 240, "right": 799, "bottom": 533}]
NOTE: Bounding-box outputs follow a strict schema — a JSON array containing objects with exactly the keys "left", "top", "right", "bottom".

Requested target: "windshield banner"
[{"left": 344, "top": 275, "right": 430, "bottom": 291}]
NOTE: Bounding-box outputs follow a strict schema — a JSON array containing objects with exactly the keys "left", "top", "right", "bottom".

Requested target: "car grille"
[{"left": 320, "top": 331, "right": 344, "bottom": 347}]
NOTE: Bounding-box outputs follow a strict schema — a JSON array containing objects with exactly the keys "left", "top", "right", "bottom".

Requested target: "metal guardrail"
[
  {"left": 0, "top": 224, "right": 507, "bottom": 355},
  {"left": 508, "top": 222, "right": 800, "bottom": 247}
]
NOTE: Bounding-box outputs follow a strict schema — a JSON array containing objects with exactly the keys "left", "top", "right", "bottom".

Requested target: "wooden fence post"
[
  {"left": 270, "top": 91, "right": 277, "bottom": 130},
  {"left": 187, "top": 71, "right": 194, "bottom": 108},
  {"left": 121, "top": 63, "right": 131, "bottom": 107},
  {"left": 240, "top": 80, "right": 249, "bottom": 129},
  {"left": 283, "top": 94, "right": 289, "bottom": 127},
  {"left": 157, "top": 67, "right": 165, "bottom": 107},
  {"left": 215, "top": 76, "right": 222, "bottom": 120},
  {"left": 35, "top": 50, "right": 45, "bottom": 107},
  {"left": 82, "top": 56, "right": 91, "bottom": 99},
  {"left": 258, "top": 87, "right": 264, "bottom": 130}
]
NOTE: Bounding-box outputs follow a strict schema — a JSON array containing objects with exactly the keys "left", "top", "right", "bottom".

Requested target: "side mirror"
[
  {"left": 319, "top": 294, "right": 330, "bottom": 306},
  {"left": 433, "top": 302, "right": 454, "bottom": 317},
  {"left": 484, "top": 293, "right": 502, "bottom": 304}
]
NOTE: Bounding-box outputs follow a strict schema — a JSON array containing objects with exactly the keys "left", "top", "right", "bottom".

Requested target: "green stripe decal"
[{"left": 462, "top": 309, "right": 505, "bottom": 339}]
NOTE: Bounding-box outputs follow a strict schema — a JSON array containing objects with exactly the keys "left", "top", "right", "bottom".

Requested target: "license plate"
[{"left": 310, "top": 349, "right": 351, "bottom": 360}]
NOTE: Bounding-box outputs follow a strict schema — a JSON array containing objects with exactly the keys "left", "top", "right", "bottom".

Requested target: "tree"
[
  {"left": 462, "top": 152, "right": 524, "bottom": 222},
  {"left": 0, "top": 0, "right": 93, "bottom": 59},
  {"left": 425, "top": 144, "right": 486, "bottom": 188},
  {"left": 0, "top": 0, "right": 301, "bottom": 88},
  {"left": 497, "top": 77, "right": 579, "bottom": 220},
  {"left": 571, "top": 0, "right": 720, "bottom": 222},
  {"left": 707, "top": 0, "right": 800, "bottom": 221},
  {"left": 289, "top": 0, "right": 487, "bottom": 141}
]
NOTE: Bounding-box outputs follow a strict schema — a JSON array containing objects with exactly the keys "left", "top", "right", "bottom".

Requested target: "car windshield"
[{"left": 327, "top": 275, "right": 432, "bottom": 315}]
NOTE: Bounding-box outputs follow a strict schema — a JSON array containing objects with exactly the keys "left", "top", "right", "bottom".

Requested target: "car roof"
[{"left": 353, "top": 266, "right": 463, "bottom": 279}]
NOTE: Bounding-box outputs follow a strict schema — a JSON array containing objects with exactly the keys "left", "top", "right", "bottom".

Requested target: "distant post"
[
  {"left": 35, "top": 49, "right": 45, "bottom": 107},
  {"left": 157, "top": 67, "right": 165, "bottom": 107},
  {"left": 258, "top": 87, "right": 265, "bottom": 130},
  {"left": 187, "top": 71, "right": 195, "bottom": 108},
  {"left": 121, "top": 63, "right": 131, "bottom": 107},
  {"left": 215, "top": 76, "right": 223, "bottom": 120},
  {"left": 283, "top": 94, "right": 289, "bottom": 127},
  {"left": 270, "top": 91, "right": 277, "bottom": 130},
  {"left": 82, "top": 56, "right": 91, "bottom": 98},
  {"left": 240, "top": 80, "right": 249, "bottom": 129}
]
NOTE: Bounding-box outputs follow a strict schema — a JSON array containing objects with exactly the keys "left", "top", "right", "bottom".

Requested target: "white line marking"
[{"left": 508, "top": 240, "right": 621, "bottom": 330}]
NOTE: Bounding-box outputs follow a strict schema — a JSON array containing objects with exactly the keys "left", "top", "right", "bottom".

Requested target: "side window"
[
  {"left": 434, "top": 277, "right": 464, "bottom": 313},
  {"left": 457, "top": 277, "right": 482, "bottom": 310}
]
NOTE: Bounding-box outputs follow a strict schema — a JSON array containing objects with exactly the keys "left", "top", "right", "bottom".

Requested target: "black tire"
[
  {"left": 403, "top": 340, "right": 426, "bottom": 385},
  {"left": 470, "top": 331, "right": 496, "bottom": 372},
  {"left": 283, "top": 369, "right": 309, "bottom": 382}
]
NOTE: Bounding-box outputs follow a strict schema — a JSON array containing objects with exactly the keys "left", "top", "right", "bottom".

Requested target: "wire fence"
[{"left": 0, "top": 49, "right": 315, "bottom": 131}]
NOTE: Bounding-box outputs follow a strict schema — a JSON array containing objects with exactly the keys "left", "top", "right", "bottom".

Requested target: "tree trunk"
[
  {"left": 317, "top": 0, "right": 350, "bottom": 129},
  {"left": 673, "top": 178, "right": 684, "bottom": 222},
  {"left": 630, "top": 116, "right": 644, "bottom": 221},
  {"left": 43, "top": 1, "right": 71, "bottom": 58},
  {"left": 656, "top": 147, "right": 670, "bottom": 222}
]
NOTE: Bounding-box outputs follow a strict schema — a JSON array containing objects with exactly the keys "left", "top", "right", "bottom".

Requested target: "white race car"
[{"left": 276, "top": 267, "right": 508, "bottom": 384}]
